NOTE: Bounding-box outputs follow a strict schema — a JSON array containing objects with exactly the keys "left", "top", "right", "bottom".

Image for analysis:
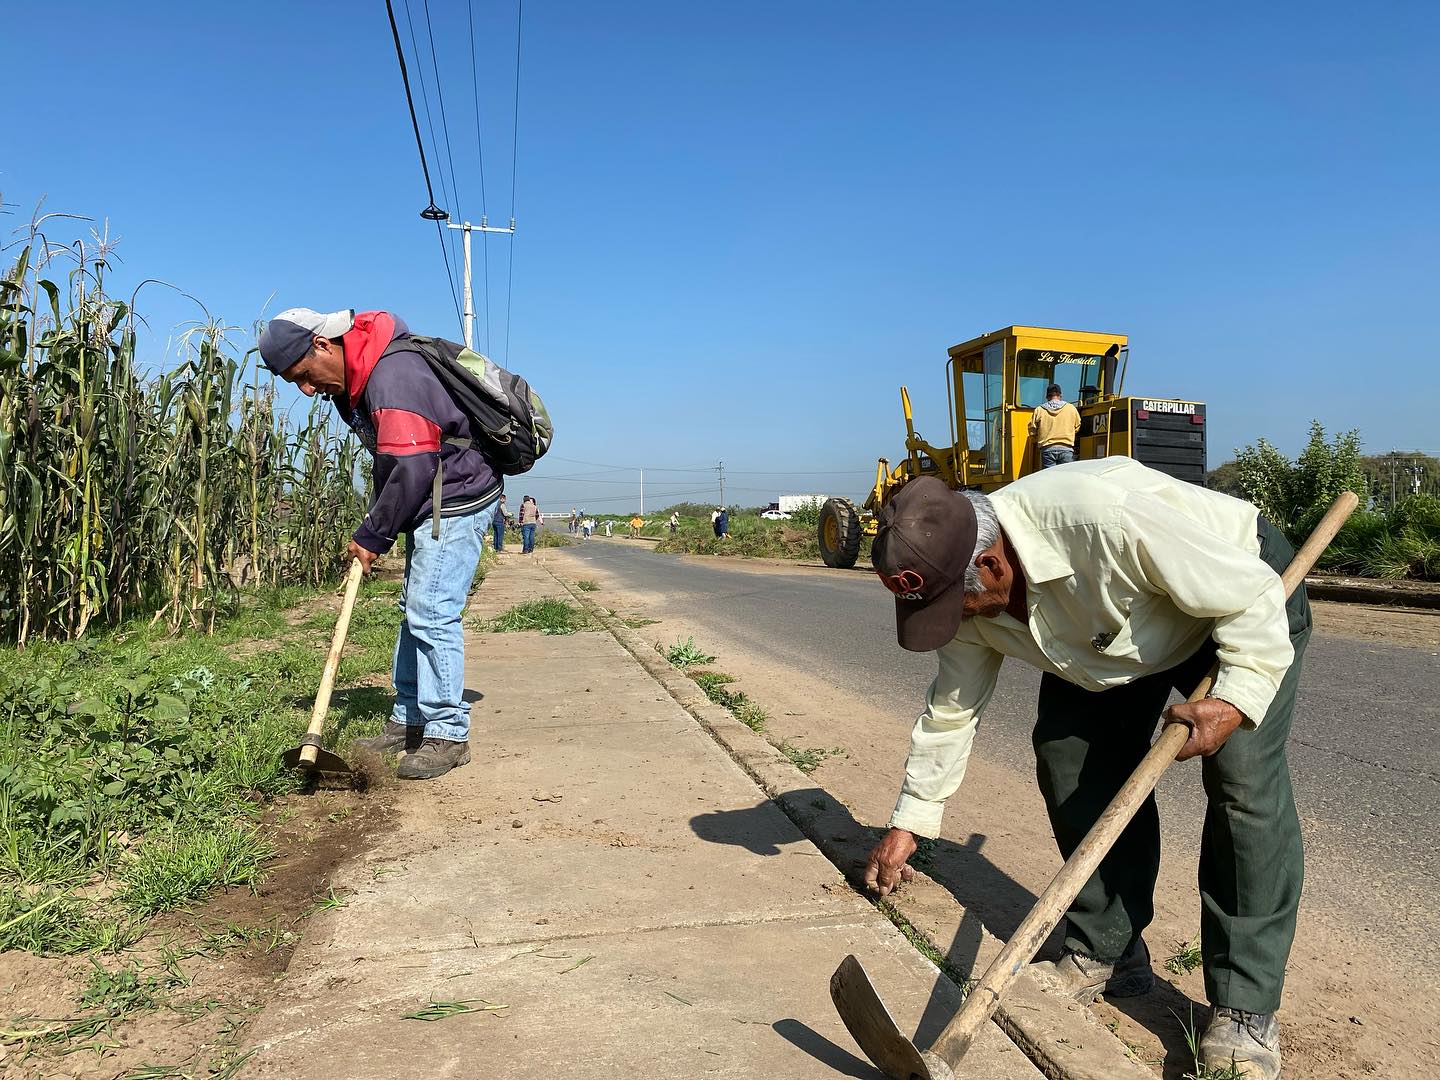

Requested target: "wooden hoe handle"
[
  {"left": 298, "top": 558, "right": 366, "bottom": 767},
  {"left": 925, "top": 492, "right": 1359, "bottom": 1070}
]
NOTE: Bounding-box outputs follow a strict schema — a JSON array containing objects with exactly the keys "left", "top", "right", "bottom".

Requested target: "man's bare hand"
[
  {"left": 863, "top": 828, "right": 918, "bottom": 897},
  {"left": 1166, "top": 697, "right": 1246, "bottom": 760},
  {"left": 346, "top": 540, "right": 381, "bottom": 576}
]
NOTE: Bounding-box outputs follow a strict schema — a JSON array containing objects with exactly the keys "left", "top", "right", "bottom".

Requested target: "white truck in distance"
[{"left": 762, "top": 494, "right": 828, "bottom": 520}]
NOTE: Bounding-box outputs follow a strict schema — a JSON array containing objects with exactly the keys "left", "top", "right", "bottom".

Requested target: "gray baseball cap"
[{"left": 258, "top": 308, "right": 354, "bottom": 375}]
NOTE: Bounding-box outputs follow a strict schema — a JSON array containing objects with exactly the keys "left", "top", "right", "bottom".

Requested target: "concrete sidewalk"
[{"left": 248, "top": 556, "right": 1042, "bottom": 1079}]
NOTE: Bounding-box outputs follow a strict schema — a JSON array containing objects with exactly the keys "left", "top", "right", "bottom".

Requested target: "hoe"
[
  {"left": 281, "top": 557, "right": 363, "bottom": 776},
  {"left": 830, "top": 491, "right": 1359, "bottom": 1079}
]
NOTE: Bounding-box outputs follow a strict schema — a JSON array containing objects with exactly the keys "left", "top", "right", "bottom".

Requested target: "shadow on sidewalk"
[
  {"left": 771, "top": 1019, "right": 887, "bottom": 1079},
  {"left": 689, "top": 788, "right": 1203, "bottom": 1075}
]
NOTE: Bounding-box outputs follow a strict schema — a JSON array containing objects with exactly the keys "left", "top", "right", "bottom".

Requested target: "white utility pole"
[
  {"left": 640, "top": 468, "right": 645, "bottom": 515},
  {"left": 444, "top": 216, "right": 516, "bottom": 350},
  {"left": 718, "top": 460, "right": 725, "bottom": 507}
]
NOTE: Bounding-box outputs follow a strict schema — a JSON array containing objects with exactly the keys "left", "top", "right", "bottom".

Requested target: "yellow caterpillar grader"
[{"left": 817, "top": 325, "right": 1207, "bottom": 568}]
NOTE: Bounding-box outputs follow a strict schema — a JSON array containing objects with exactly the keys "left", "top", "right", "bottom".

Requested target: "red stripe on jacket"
[{"left": 373, "top": 408, "right": 442, "bottom": 455}]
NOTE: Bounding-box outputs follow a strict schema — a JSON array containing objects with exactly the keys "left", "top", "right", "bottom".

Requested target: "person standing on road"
[
  {"left": 862, "top": 461, "right": 1311, "bottom": 1080},
  {"left": 258, "top": 308, "right": 501, "bottom": 781},
  {"left": 1029, "top": 383, "right": 1081, "bottom": 468},
  {"left": 492, "top": 493, "right": 511, "bottom": 552},
  {"left": 604, "top": 519, "right": 613, "bottom": 537},
  {"left": 629, "top": 514, "right": 644, "bottom": 539},
  {"left": 518, "top": 495, "right": 541, "bottom": 553}
]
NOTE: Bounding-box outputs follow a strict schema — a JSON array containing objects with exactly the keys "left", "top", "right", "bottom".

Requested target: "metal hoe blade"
[
  {"left": 281, "top": 745, "right": 352, "bottom": 775},
  {"left": 830, "top": 955, "right": 948, "bottom": 1080}
]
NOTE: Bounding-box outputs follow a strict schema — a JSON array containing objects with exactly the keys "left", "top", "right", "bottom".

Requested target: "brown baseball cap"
[{"left": 871, "top": 476, "right": 978, "bottom": 652}]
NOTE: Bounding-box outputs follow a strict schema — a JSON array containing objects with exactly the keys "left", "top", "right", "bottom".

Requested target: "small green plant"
[
  {"left": 485, "top": 599, "right": 594, "bottom": 635},
  {"left": 1165, "top": 938, "right": 1203, "bottom": 976},
  {"left": 1175, "top": 1007, "right": 1246, "bottom": 1080},
  {"left": 574, "top": 579, "right": 599, "bottom": 593},
  {"left": 778, "top": 743, "right": 845, "bottom": 774},
  {"left": 120, "top": 824, "right": 274, "bottom": 915},
  {"left": 664, "top": 637, "right": 717, "bottom": 668},
  {"left": 79, "top": 959, "right": 186, "bottom": 1013},
  {"left": 910, "top": 836, "right": 938, "bottom": 873}
]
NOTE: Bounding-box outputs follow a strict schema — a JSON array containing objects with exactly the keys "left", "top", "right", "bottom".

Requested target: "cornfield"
[{"left": 0, "top": 215, "right": 366, "bottom": 644}]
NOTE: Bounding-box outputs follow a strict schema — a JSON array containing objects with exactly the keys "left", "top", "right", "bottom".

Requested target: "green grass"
[
  {"left": 574, "top": 579, "right": 599, "bottom": 592},
  {"left": 1164, "top": 938, "right": 1203, "bottom": 976},
  {"left": 485, "top": 599, "right": 596, "bottom": 635},
  {"left": 649, "top": 513, "right": 874, "bottom": 564},
  {"left": 0, "top": 579, "right": 401, "bottom": 954},
  {"left": 1176, "top": 1006, "right": 1247, "bottom": 1080}
]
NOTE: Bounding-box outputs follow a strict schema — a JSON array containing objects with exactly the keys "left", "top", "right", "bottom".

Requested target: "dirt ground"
[
  {"left": 0, "top": 788, "right": 390, "bottom": 1080},
  {"left": 551, "top": 550, "right": 1440, "bottom": 1080}
]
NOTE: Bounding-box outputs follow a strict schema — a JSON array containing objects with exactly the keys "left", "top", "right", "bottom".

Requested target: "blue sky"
[{"left": 6, "top": 1, "right": 1437, "bottom": 513}]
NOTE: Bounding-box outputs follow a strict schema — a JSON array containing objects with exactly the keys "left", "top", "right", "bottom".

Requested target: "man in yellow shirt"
[
  {"left": 629, "top": 514, "right": 644, "bottom": 538},
  {"left": 1029, "top": 383, "right": 1081, "bottom": 467},
  {"left": 862, "top": 461, "right": 1310, "bottom": 1080}
]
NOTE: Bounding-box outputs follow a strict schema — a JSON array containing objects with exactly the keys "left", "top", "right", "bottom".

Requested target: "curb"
[{"left": 543, "top": 564, "right": 1153, "bottom": 1080}]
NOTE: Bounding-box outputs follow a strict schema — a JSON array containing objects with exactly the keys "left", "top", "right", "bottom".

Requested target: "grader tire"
[{"left": 818, "top": 497, "right": 862, "bottom": 569}]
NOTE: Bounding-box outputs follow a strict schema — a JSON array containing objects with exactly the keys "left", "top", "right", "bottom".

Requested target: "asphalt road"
[{"left": 558, "top": 540, "right": 1440, "bottom": 976}]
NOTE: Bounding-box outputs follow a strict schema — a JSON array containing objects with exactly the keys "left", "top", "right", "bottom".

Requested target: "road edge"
[{"left": 542, "top": 560, "right": 1155, "bottom": 1080}]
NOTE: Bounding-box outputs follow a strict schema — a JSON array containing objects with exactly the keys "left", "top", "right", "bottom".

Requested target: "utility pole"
[
  {"left": 718, "top": 460, "right": 725, "bottom": 507},
  {"left": 640, "top": 468, "right": 645, "bottom": 516},
  {"left": 444, "top": 216, "right": 516, "bottom": 350}
]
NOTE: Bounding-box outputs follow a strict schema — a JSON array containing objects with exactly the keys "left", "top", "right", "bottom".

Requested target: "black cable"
[
  {"left": 504, "top": 0, "right": 523, "bottom": 361},
  {"left": 467, "top": 0, "right": 493, "bottom": 353},
  {"left": 384, "top": 0, "right": 461, "bottom": 326},
  {"left": 402, "top": 0, "right": 464, "bottom": 320},
  {"left": 420, "top": 0, "right": 467, "bottom": 277}
]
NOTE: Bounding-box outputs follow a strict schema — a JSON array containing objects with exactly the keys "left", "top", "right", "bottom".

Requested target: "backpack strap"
[{"left": 429, "top": 435, "right": 474, "bottom": 540}]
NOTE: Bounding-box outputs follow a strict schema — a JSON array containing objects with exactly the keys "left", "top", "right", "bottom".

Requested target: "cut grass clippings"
[
  {"left": 1165, "top": 938, "right": 1203, "bottom": 976},
  {"left": 485, "top": 599, "right": 596, "bottom": 636},
  {"left": 402, "top": 998, "right": 510, "bottom": 1021}
]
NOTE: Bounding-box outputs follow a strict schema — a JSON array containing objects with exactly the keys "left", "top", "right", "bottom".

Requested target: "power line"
[
  {"left": 402, "top": 0, "right": 464, "bottom": 325},
  {"left": 419, "top": 0, "right": 466, "bottom": 313},
  {"left": 466, "top": 0, "right": 493, "bottom": 352},
  {"left": 504, "top": 0, "right": 524, "bottom": 362},
  {"left": 383, "top": 0, "right": 461, "bottom": 326}
]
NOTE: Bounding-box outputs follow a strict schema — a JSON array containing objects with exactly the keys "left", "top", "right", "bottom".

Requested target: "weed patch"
[
  {"left": 777, "top": 743, "right": 845, "bottom": 774},
  {"left": 574, "top": 579, "right": 599, "bottom": 592},
  {"left": 120, "top": 824, "right": 274, "bottom": 915},
  {"left": 663, "top": 637, "right": 717, "bottom": 668},
  {"left": 485, "top": 599, "right": 596, "bottom": 635}
]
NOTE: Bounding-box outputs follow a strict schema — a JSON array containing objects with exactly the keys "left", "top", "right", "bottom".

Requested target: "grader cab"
[{"left": 816, "top": 325, "right": 1207, "bottom": 568}]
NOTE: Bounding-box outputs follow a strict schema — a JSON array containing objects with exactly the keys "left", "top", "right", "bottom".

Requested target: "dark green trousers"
[{"left": 1032, "top": 519, "right": 1310, "bottom": 1014}]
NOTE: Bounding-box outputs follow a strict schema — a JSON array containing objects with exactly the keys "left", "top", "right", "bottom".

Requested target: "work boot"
[
  {"left": 349, "top": 721, "right": 423, "bottom": 756},
  {"left": 1198, "top": 1008, "right": 1281, "bottom": 1079},
  {"left": 1030, "top": 938, "right": 1154, "bottom": 1003},
  {"left": 395, "top": 737, "right": 471, "bottom": 780}
]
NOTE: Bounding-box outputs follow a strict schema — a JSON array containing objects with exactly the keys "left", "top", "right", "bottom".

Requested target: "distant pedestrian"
[
  {"left": 604, "top": 520, "right": 613, "bottom": 537},
  {"left": 582, "top": 517, "right": 594, "bottom": 539},
  {"left": 1030, "top": 383, "right": 1081, "bottom": 468},
  {"left": 519, "top": 495, "right": 541, "bottom": 553},
  {"left": 569, "top": 507, "right": 578, "bottom": 534},
  {"left": 669, "top": 511, "right": 679, "bottom": 535},
  {"left": 713, "top": 507, "right": 729, "bottom": 540},
  {"left": 493, "top": 493, "right": 511, "bottom": 552},
  {"left": 629, "top": 514, "right": 644, "bottom": 539}
]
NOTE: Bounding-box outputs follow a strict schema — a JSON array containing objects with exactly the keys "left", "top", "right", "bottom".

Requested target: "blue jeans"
[
  {"left": 391, "top": 504, "right": 495, "bottom": 742},
  {"left": 1041, "top": 445, "right": 1076, "bottom": 468},
  {"left": 520, "top": 523, "right": 537, "bottom": 553},
  {"left": 492, "top": 518, "right": 505, "bottom": 551}
]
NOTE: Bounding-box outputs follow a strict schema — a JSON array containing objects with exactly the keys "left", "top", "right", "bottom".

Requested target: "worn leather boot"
[
  {"left": 1030, "top": 937, "right": 1154, "bottom": 1003},
  {"left": 350, "top": 721, "right": 423, "bottom": 755},
  {"left": 395, "top": 737, "right": 472, "bottom": 780},
  {"left": 1198, "top": 1008, "right": 1281, "bottom": 1079}
]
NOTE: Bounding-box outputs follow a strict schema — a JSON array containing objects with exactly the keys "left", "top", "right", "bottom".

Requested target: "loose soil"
[
  {"left": 548, "top": 549, "right": 1440, "bottom": 1080},
  {"left": 0, "top": 761, "right": 391, "bottom": 1080}
]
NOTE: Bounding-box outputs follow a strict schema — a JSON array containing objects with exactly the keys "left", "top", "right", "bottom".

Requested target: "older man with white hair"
[{"left": 861, "top": 459, "right": 1311, "bottom": 1080}]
